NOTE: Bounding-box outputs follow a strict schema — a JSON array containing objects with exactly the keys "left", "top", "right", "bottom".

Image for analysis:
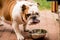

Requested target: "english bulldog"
[{"left": 1, "top": 0, "right": 40, "bottom": 40}]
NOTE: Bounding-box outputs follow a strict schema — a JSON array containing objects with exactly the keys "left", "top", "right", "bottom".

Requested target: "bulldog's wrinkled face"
[
  {"left": 22, "top": 2, "right": 40, "bottom": 25},
  {"left": 25, "top": 4, "right": 40, "bottom": 25}
]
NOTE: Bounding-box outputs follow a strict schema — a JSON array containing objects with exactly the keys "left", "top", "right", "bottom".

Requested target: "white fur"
[{"left": 28, "top": 4, "right": 39, "bottom": 14}]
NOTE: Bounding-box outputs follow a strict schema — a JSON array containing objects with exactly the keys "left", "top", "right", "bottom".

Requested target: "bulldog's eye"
[
  {"left": 26, "top": 14, "right": 31, "bottom": 17},
  {"left": 36, "top": 13, "right": 39, "bottom": 15}
]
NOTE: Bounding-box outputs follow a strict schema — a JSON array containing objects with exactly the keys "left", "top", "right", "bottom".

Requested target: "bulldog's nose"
[{"left": 32, "top": 16, "right": 36, "bottom": 20}]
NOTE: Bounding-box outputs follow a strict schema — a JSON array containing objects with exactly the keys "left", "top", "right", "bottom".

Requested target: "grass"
[{"left": 34, "top": 0, "right": 51, "bottom": 10}]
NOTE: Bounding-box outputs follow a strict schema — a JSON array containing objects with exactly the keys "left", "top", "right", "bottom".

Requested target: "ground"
[{"left": 0, "top": 10, "right": 59, "bottom": 40}]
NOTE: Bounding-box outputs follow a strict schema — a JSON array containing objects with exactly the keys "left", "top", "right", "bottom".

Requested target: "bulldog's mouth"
[{"left": 30, "top": 19, "right": 40, "bottom": 25}]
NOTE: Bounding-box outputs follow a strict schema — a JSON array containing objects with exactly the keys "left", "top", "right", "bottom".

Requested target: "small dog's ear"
[{"left": 22, "top": 4, "right": 26, "bottom": 11}]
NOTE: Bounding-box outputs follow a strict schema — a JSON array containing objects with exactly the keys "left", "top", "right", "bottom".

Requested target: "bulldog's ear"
[
  {"left": 35, "top": 3, "right": 40, "bottom": 7},
  {"left": 37, "top": 3, "right": 40, "bottom": 6},
  {"left": 22, "top": 4, "right": 26, "bottom": 11}
]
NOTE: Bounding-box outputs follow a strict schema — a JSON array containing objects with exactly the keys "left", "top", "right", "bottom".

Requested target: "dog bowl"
[{"left": 29, "top": 29, "right": 47, "bottom": 39}]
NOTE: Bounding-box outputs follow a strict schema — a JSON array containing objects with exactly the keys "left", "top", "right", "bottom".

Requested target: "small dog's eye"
[
  {"left": 36, "top": 13, "right": 39, "bottom": 15},
  {"left": 26, "top": 14, "right": 31, "bottom": 17}
]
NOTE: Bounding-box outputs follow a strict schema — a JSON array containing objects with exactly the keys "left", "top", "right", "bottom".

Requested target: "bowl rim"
[{"left": 29, "top": 29, "right": 47, "bottom": 34}]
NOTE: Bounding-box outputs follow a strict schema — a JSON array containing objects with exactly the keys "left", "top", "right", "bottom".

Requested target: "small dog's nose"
[{"left": 32, "top": 16, "right": 36, "bottom": 19}]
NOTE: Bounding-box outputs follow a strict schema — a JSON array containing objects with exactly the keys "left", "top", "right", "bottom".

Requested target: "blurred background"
[{"left": 34, "top": 0, "right": 51, "bottom": 10}]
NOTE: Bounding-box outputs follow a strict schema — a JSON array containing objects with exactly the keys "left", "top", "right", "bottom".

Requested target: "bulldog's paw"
[{"left": 17, "top": 35, "right": 24, "bottom": 40}]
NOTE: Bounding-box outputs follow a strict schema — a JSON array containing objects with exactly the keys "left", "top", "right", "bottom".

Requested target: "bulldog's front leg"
[
  {"left": 23, "top": 24, "right": 30, "bottom": 32},
  {"left": 12, "top": 21, "right": 24, "bottom": 40},
  {"left": 23, "top": 24, "right": 26, "bottom": 32}
]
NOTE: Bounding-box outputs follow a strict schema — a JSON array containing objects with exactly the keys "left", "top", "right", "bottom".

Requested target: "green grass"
[{"left": 34, "top": 0, "right": 51, "bottom": 10}]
